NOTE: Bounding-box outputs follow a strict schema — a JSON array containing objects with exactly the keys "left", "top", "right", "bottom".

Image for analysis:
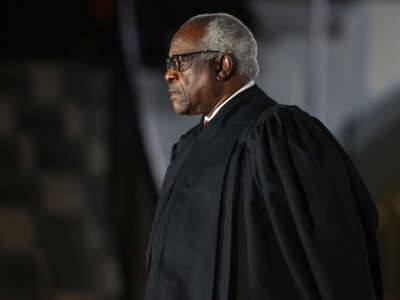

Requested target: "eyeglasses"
[{"left": 166, "top": 50, "right": 220, "bottom": 72}]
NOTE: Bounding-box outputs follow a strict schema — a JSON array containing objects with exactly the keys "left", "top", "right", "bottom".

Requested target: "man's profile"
[{"left": 144, "top": 13, "right": 383, "bottom": 300}]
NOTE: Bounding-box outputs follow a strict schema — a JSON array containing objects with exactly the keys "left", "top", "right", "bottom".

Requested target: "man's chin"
[
  {"left": 172, "top": 101, "right": 189, "bottom": 115},
  {"left": 174, "top": 109, "right": 187, "bottom": 115}
]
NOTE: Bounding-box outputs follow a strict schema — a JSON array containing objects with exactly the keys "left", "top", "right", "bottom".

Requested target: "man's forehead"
[{"left": 169, "top": 22, "right": 206, "bottom": 55}]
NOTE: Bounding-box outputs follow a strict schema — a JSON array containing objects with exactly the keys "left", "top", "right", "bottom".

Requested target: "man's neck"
[{"left": 204, "top": 80, "right": 255, "bottom": 122}]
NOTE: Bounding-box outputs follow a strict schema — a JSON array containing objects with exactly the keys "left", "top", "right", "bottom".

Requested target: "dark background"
[{"left": 1, "top": 0, "right": 400, "bottom": 299}]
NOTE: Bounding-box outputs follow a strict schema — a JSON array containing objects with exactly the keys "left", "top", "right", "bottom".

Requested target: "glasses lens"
[
  {"left": 166, "top": 56, "right": 182, "bottom": 72},
  {"left": 166, "top": 58, "right": 173, "bottom": 71},
  {"left": 173, "top": 56, "right": 181, "bottom": 71}
]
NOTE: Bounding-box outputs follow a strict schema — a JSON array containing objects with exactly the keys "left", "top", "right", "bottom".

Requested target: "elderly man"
[{"left": 144, "top": 13, "right": 383, "bottom": 300}]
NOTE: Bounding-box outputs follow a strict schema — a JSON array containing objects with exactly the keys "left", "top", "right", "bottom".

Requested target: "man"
[{"left": 144, "top": 13, "right": 383, "bottom": 300}]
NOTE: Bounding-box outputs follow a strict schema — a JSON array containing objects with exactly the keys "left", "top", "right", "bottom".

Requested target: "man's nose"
[{"left": 165, "top": 67, "right": 178, "bottom": 82}]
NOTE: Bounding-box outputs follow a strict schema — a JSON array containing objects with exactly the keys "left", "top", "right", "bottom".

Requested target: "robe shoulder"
[
  {"left": 246, "top": 103, "right": 379, "bottom": 231},
  {"left": 243, "top": 104, "right": 383, "bottom": 299},
  {"left": 248, "top": 104, "right": 339, "bottom": 156}
]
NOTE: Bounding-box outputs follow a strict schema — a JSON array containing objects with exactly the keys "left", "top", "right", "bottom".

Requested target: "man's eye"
[{"left": 179, "top": 60, "right": 190, "bottom": 68}]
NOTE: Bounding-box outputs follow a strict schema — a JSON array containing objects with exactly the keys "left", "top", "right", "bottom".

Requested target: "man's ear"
[{"left": 216, "top": 54, "right": 233, "bottom": 81}]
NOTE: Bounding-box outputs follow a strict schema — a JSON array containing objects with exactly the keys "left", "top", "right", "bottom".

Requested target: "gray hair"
[{"left": 184, "top": 13, "right": 259, "bottom": 81}]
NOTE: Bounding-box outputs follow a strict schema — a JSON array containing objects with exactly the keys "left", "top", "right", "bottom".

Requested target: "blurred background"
[{"left": 1, "top": 0, "right": 399, "bottom": 299}]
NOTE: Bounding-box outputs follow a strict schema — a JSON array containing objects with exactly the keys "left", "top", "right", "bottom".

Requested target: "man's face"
[{"left": 165, "top": 23, "right": 220, "bottom": 115}]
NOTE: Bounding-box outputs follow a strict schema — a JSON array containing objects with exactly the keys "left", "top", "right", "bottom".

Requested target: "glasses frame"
[{"left": 166, "top": 50, "right": 220, "bottom": 72}]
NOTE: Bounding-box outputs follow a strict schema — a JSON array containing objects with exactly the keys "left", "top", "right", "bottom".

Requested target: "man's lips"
[
  {"left": 168, "top": 88, "right": 181, "bottom": 100},
  {"left": 168, "top": 89, "right": 179, "bottom": 95}
]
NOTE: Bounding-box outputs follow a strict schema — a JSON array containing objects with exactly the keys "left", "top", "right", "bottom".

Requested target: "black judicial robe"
[{"left": 144, "top": 85, "right": 383, "bottom": 300}]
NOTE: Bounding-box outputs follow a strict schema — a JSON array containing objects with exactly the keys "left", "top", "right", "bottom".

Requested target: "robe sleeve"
[{"left": 247, "top": 105, "right": 383, "bottom": 300}]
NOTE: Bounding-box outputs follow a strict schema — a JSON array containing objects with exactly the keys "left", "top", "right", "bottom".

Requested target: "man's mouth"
[
  {"left": 168, "top": 88, "right": 181, "bottom": 101},
  {"left": 168, "top": 89, "right": 179, "bottom": 95}
]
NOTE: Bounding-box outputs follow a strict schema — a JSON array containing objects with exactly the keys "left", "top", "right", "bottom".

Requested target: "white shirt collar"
[{"left": 204, "top": 80, "right": 255, "bottom": 123}]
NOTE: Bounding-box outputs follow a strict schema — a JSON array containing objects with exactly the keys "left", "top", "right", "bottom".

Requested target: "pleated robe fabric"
[{"left": 144, "top": 85, "right": 383, "bottom": 300}]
